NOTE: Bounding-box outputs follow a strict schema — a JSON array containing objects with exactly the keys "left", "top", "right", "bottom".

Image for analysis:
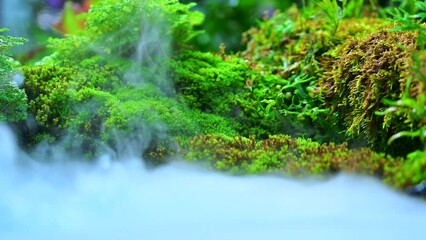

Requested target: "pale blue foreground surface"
[{"left": 1, "top": 124, "right": 425, "bottom": 240}]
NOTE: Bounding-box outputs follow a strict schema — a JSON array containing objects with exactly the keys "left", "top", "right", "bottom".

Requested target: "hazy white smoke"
[{"left": 0, "top": 124, "right": 426, "bottom": 240}]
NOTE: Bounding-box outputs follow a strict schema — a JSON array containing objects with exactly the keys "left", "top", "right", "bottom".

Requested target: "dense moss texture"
[
  {"left": 172, "top": 50, "right": 287, "bottom": 137},
  {"left": 180, "top": 134, "right": 402, "bottom": 179},
  {"left": 172, "top": 49, "right": 336, "bottom": 141},
  {"left": 318, "top": 29, "right": 421, "bottom": 154}
]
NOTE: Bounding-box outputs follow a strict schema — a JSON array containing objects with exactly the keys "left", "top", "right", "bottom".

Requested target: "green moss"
[
  {"left": 23, "top": 66, "right": 76, "bottom": 129},
  {"left": 172, "top": 50, "right": 252, "bottom": 114},
  {"left": 386, "top": 150, "right": 426, "bottom": 188},
  {"left": 172, "top": 50, "right": 339, "bottom": 140},
  {"left": 234, "top": 7, "right": 391, "bottom": 142},
  {"left": 318, "top": 29, "right": 421, "bottom": 153},
  {"left": 179, "top": 133, "right": 401, "bottom": 177},
  {"left": 63, "top": 84, "right": 239, "bottom": 160},
  {"left": 17, "top": 1, "right": 426, "bottom": 191},
  {"left": 22, "top": 62, "right": 238, "bottom": 157}
]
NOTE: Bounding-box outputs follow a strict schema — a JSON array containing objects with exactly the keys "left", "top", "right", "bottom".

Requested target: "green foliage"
[
  {"left": 386, "top": 1, "right": 426, "bottom": 49},
  {"left": 241, "top": 6, "right": 388, "bottom": 76},
  {"left": 373, "top": 1, "right": 426, "bottom": 155},
  {"left": 311, "top": 0, "right": 343, "bottom": 36},
  {"left": 172, "top": 50, "right": 265, "bottom": 136},
  {"left": 19, "top": 0, "right": 426, "bottom": 190},
  {"left": 239, "top": 7, "right": 388, "bottom": 141},
  {"left": 181, "top": 0, "right": 295, "bottom": 51},
  {"left": 343, "top": 0, "right": 365, "bottom": 18},
  {"left": 0, "top": 28, "right": 28, "bottom": 122},
  {"left": 23, "top": 63, "right": 121, "bottom": 123},
  {"left": 48, "top": 0, "right": 204, "bottom": 67},
  {"left": 0, "top": 80, "right": 28, "bottom": 122},
  {"left": 180, "top": 133, "right": 401, "bottom": 177},
  {"left": 0, "top": 28, "right": 27, "bottom": 55},
  {"left": 172, "top": 50, "right": 337, "bottom": 140},
  {"left": 375, "top": 50, "right": 426, "bottom": 154}
]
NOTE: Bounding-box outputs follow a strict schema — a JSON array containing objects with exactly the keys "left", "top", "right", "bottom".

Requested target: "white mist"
[{"left": 1, "top": 124, "right": 425, "bottom": 240}]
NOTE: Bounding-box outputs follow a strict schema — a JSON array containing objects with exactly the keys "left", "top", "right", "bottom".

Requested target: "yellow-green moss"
[
  {"left": 179, "top": 133, "right": 402, "bottom": 178},
  {"left": 317, "top": 29, "right": 422, "bottom": 154}
]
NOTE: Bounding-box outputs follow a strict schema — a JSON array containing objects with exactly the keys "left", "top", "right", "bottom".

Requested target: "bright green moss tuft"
[{"left": 23, "top": 66, "right": 77, "bottom": 129}]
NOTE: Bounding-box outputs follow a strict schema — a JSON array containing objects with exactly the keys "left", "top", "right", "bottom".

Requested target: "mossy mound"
[
  {"left": 23, "top": 64, "right": 239, "bottom": 161},
  {"left": 179, "top": 133, "right": 402, "bottom": 179}
]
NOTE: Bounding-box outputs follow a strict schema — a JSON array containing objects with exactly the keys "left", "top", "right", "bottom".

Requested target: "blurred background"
[{"left": 0, "top": 0, "right": 298, "bottom": 57}]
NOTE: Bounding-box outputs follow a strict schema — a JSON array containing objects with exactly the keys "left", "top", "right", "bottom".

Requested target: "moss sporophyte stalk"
[{"left": 3, "top": 0, "right": 426, "bottom": 194}]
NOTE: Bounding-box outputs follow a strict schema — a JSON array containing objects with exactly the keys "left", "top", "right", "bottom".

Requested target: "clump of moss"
[
  {"left": 179, "top": 133, "right": 402, "bottom": 178},
  {"left": 317, "top": 29, "right": 421, "bottom": 153},
  {"left": 22, "top": 63, "right": 123, "bottom": 142},
  {"left": 172, "top": 50, "right": 248, "bottom": 114},
  {"left": 388, "top": 150, "right": 426, "bottom": 189},
  {"left": 23, "top": 66, "right": 76, "bottom": 129},
  {"left": 172, "top": 50, "right": 276, "bottom": 136},
  {"left": 22, "top": 0, "right": 251, "bottom": 162}
]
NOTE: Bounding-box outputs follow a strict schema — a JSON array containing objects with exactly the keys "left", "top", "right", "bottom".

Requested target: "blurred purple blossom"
[{"left": 45, "top": 0, "right": 64, "bottom": 10}]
